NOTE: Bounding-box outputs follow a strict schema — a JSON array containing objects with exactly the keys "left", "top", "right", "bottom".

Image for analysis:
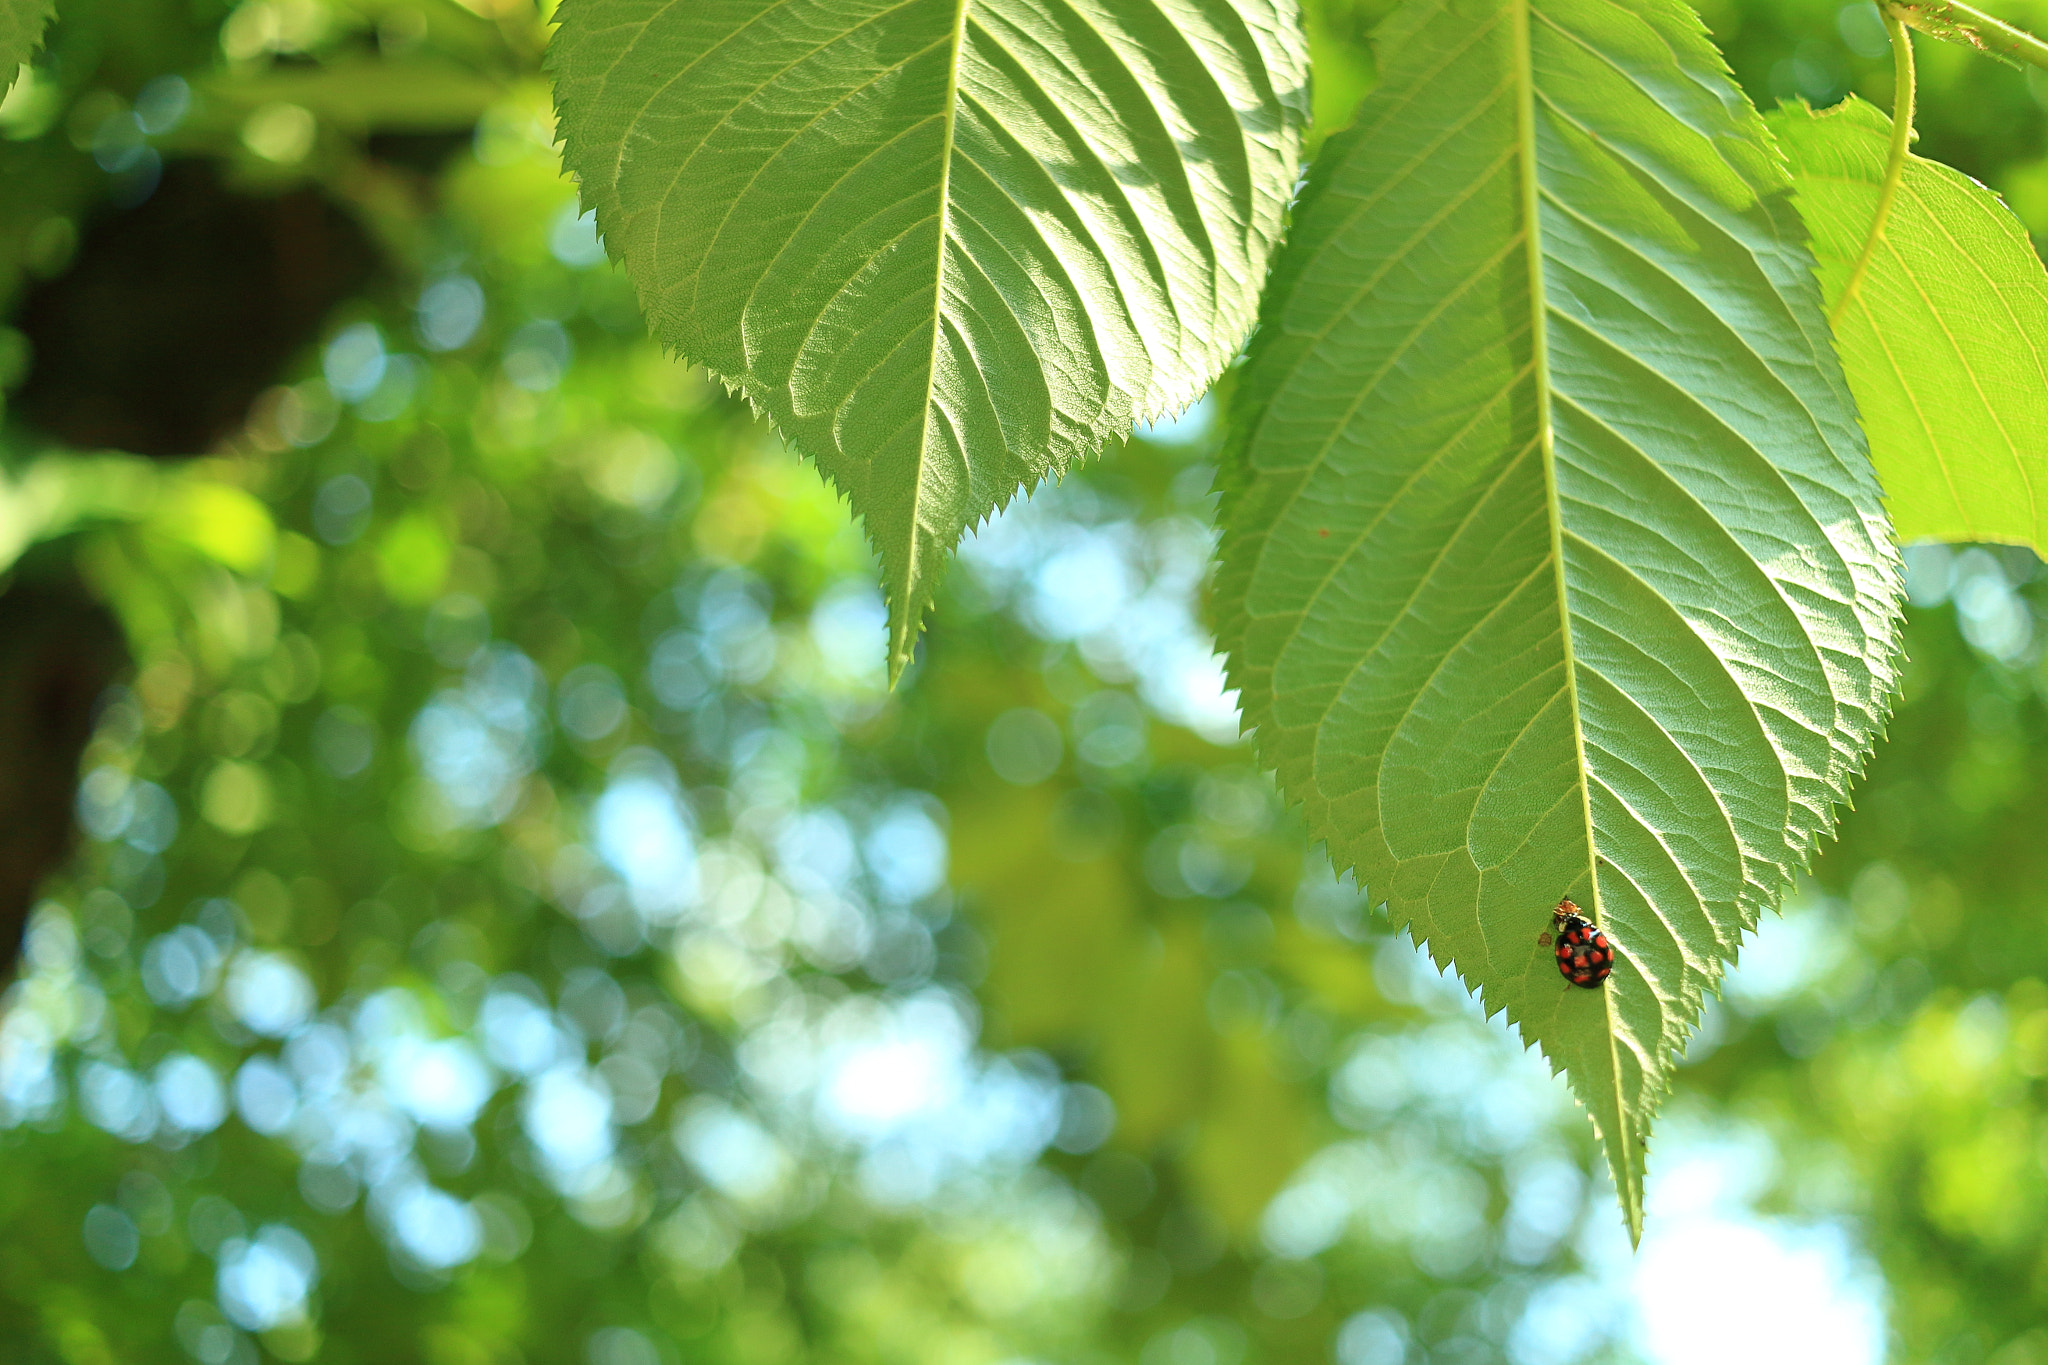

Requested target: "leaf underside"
[
  {"left": 0, "top": 0, "right": 56, "bottom": 90},
  {"left": 1774, "top": 96, "right": 2048, "bottom": 553},
  {"left": 549, "top": 0, "right": 1310, "bottom": 676},
  {"left": 1214, "top": 0, "right": 1901, "bottom": 1237}
]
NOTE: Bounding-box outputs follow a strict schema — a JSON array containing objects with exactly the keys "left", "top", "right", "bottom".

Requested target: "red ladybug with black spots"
[{"left": 1551, "top": 898, "right": 1612, "bottom": 989}]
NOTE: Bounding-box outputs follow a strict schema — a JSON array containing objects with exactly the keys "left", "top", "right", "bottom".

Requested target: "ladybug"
[{"left": 1552, "top": 898, "right": 1613, "bottom": 989}]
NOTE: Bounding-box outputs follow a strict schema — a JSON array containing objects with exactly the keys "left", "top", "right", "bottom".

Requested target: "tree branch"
[{"left": 1887, "top": 0, "right": 2048, "bottom": 73}]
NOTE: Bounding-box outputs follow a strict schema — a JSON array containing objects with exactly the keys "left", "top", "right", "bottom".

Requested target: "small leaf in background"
[
  {"left": 548, "top": 0, "right": 1310, "bottom": 678},
  {"left": 1213, "top": 0, "right": 1902, "bottom": 1237},
  {"left": 1774, "top": 96, "right": 2048, "bottom": 553},
  {"left": 0, "top": 0, "right": 54, "bottom": 95}
]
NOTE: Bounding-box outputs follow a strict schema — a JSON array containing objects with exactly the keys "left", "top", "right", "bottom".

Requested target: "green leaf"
[
  {"left": 1213, "top": 0, "right": 1901, "bottom": 1237},
  {"left": 1773, "top": 95, "right": 2048, "bottom": 551},
  {"left": 549, "top": 0, "right": 1310, "bottom": 677},
  {"left": 0, "top": 0, "right": 55, "bottom": 92}
]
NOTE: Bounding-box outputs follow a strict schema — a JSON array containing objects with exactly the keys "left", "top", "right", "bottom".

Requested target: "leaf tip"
[
  {"left": 885, "top": 617, "right": 914, "bottom": 690},
  {"left": 886, "top": 641, "right": 914, "bottom": 690},
  {"left": 1619, "top": 1127, "right": 1646, "bottom": 1245},
  {"left": 883, "top": 588, "right": 929, "bottom": 690}
]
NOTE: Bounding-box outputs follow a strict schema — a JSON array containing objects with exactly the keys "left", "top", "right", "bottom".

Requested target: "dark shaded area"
[
  {"left": 0, "top": 571, "right": 126, "bottom": 971},
  {"left": 365, "top": 128, "right": 476, "bottom": 177},
  {"left": 9, "top": 160, "right": 378, "bottom": 457}
]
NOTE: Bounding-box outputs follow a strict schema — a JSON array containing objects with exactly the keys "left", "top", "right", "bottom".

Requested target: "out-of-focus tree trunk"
[{"left": 0, "top": 575, "right": 124, "bottom": 972}]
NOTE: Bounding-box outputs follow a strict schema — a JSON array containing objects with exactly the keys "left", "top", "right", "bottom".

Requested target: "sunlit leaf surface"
[
  {"left": 1213, "top": 0, "right": 1902, "bottom": 1237},
  {"left": 548, "top": 0, "right": 1311, "bottom": 676},
  {"left": 1775, "top": 96, "right": 2048, "bottom": 554}
]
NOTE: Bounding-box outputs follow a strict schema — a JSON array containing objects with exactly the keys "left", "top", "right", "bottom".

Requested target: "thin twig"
[
  {"left": 1888, "top": 0, "right": 2048, "bottom": 72},
  {"left": 1832, "top": 7, "right": 1918, "bottom": 329}
]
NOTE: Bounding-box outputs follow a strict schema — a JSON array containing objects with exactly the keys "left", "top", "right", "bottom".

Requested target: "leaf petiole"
[{"left": 1832, "top": 6, "right": 1917, "bottom": 328}]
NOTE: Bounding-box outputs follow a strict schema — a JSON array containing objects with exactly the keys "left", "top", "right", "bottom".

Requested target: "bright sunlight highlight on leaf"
[
  {"left": 548, "top": 0, "right": 1310, "bottom": 678},
  {"left": 1213, "top": 0, "right": 1903, "bottom": 1238},
  {"left": 1775, "top": 95, "right": 2048, "bottom": 554}
]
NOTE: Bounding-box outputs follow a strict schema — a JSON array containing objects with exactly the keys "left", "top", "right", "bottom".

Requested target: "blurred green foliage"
[{"left": 3, "top": 0, "right": 2048, "bottom": 1363}]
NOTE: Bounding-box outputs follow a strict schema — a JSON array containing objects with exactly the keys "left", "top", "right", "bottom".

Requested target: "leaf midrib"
[
  {"left": 890, "top": 0, "right": 973, "bottom": 674},
  {"left": 1513, "top": 0, "right": 1637, "bottom": 1231}
]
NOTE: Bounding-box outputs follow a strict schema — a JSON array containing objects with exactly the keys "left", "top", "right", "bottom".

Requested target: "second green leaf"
[
  {"left": 550, "top": 0, "right": 1310, "bottom": 675},
  {"left": 1775, "top": 95, "right": 2048, "bottom": 553},
  {"left": 1214, "top": 0, "right": 1903, "bottom": 1236}
]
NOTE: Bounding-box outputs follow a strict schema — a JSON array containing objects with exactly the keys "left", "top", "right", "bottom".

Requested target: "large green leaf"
[
  {"left": 1213, "top": 0, "right": 1901, "bottom": 1235},
  {"left": 1774, "top": 96, "right": 2048, "bottom": 551},
  {"left": 549, "top": 0, "right": 1309, "bottom": 676},
  {"left": 0, "top": 0, "right": 55, "bottom": 91}
]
